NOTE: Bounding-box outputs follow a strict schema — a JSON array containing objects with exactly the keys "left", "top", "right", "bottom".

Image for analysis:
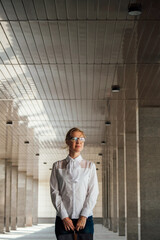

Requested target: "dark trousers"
[{"left": 55, "top": 216, "right": 94, "bottom": 240}]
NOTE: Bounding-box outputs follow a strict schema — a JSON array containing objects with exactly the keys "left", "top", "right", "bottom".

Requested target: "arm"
[
  {"left": 80, "top": 163, "right": 99, "bottom": 218},
  {"left": 50, "top": 162, "right": 68, "bottom": 220}
]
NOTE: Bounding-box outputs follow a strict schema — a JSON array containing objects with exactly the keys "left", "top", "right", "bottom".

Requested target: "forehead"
[{"left": 70, "top": 131, "right": 84, "bottom": 137}]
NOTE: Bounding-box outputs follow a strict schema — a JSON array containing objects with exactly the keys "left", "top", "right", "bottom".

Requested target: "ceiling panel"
[
  {"left": 29, "top": 22, "right": 49, "bottom": 63},
  {"left": 22, "top": 0, "right": 37, "bottom": 20},
  {"left": 40, "top": 22, "right": 56, "bottom": 63},
  {"left": 1, "top": 0, "right": 18, "bottom": 20}
]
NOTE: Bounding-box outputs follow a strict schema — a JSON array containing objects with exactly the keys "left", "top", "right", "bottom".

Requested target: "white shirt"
[{"left": 50, "top": 154, "right": 99, "bottom": 219}]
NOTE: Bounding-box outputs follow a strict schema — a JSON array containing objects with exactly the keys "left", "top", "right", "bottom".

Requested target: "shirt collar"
[{"left": 66, "top": 154, "right": 83, "bottom": 163}]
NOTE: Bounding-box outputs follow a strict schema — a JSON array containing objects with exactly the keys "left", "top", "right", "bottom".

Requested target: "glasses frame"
[{"left": 70, "top": 137, "right": 85, "bottom": 142}]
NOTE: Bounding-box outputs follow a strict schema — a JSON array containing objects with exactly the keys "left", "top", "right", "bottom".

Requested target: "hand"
[
  {"left": 76, "top": 216, "right": 87, "bottom": 231},
  {"left": 62, "top": 217, "right": 75, "bottom": 231}
]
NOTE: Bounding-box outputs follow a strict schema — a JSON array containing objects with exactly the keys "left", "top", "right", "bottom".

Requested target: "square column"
[
  {"left": 0, "top": 159, "right": 5, "bottom": 233},
  {"left": 33, "top": 179, "right": 38, "bottom": 225},
  {"left": 139, "top": 108, "right": 160, "bottom": 240},
  {"left": 26, "top": 176, "right": 33, "bottom": 226},
  {"left": 5, "top": 161, "right": 12, "bottom": 232},
  {"left": 112, "top": 149, "right": 117, "bottom": 233},
  {"left": 102, "top": 147, "right": 109, "bottom": 228},
  {"left": 117, "top": 146, "right": 125, "bottom": 236},
  {"left": 17, "top": 171, "right": 26, "bottom": 227},
  {"left": 11, "top": 166, "right": 18, "bottom": 230},
  {"left": 107, "top": 148, "right": 111, "bottom": 229},
  {"left": 108, "top": 145, "right": 117, "bottom": 232},
  {"left": 124, "top": 100, "right": 139, "bottom": 240},
  {"left": 107, "top": 107, "right": 118, "bottom": 232},
  {"left": 107, "top": 147, "right": 112, "bottom": 230},
  {"left": 117, "top": 100, "right": 125, "bottom": 236}
]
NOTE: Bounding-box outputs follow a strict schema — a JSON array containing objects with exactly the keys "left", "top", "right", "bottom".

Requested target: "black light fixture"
[
  {"left": 97, "top": 162, "right": 100, "bottom": 164},
  {"left": 105, "top": 121, "right": 111, "bottom": 126},
  {"left": 24, "top": 140, "right": 29, "bottom": 144},
  {"left": 36, "top": 153, "right": 39, "bottom": 156},
  {"left": 49, "top": 168, "right": 52, "bottom": 170},
  {"left": 96, "top": 168, "right": 99, "bottom": 171},
  {"left": 128, "top": 3, "right": 142, "bottom": 16},
  {"left": 101, "top": 141, "right": 106, "bottom": 145},
  {"left": 43, "top": 162, "right": 47, "bottom": 164},
  {"left": 6, "top": 120, "right": 13, "bottom": 125},
  {"left": 98, "top": 153, "right": 103, "bottom": 156},
  {"left": 112, "top": 85, "right": 120, "bottom": 92}
]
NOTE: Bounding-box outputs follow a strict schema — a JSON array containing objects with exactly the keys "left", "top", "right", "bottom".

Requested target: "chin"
[{"left": 75, "top": 148, "right": 82, "bottom": 152}]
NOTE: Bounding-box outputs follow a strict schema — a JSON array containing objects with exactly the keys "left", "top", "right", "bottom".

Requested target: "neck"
[{"left": 69, "top": 151, "right": 80, "bottom": 159}]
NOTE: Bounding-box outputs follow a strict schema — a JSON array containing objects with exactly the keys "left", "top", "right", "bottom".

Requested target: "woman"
[{"left": 50, "top": 127, "right": 99, "bottom": 240}]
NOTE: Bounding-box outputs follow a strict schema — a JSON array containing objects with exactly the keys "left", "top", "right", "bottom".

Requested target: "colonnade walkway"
[{"left": 0, "top": 224, "right": 125, "bottom": 240}]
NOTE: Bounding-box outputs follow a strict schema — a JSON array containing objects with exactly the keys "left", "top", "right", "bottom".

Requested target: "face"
[{"left": 67, "top": 131, "right": 85, "bottom": 154}]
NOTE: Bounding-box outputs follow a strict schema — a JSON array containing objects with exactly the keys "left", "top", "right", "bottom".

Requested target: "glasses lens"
[
  {"left": 70, "top": 137, "right": 77, "bottom": 141},
  {"left": 79, "top": 137, "right": 85, "bottom": 142},
  {"left": 70, "top": 137, "right": 85, "bottom": 142}
]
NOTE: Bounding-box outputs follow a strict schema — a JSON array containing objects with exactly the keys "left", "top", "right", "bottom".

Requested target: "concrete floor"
[{"left": 0, "top": 224, "right": 125, "bottom": 240}]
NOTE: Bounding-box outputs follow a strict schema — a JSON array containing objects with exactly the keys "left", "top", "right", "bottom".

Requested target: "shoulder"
[
  {"left": 52, "top": 159, "right": 67, "bottom": 169},
  {"left": 81, "top": 159, "right": 95, "bottom": 169}
]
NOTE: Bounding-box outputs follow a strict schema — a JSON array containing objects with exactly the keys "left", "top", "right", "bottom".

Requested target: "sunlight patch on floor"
[{"left": 0, "top": 224, "right": 54, "bottom": 239}]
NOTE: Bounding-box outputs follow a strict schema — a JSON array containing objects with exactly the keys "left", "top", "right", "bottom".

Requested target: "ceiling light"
[
  {"left": 101, "top": 141, "right": 106, "bottom": 145},
  {"left": 105, "top": 121, "right": 111, "bottom": 126},
  {"left": 97, "top": 162, "right": 100, "bottom": 164},
  {"left": 24, "top": 141, "right": 29, "bottom": 144},
  {"left": 98, "top": 153, "right": 103, "bottom": 156},
  {"left": 128, "top": 3, "right": 142, "bottom": 16},
  {"left": 36, "top": 153, "right": 39, "bottom": 156},
  {"left": 112, "top": 85, "right": 120, "bottom": 92},
  {"left": 43, "top": 162, "right": 47, "bottom": 164},
  {"left": 6, "top": 120, "right": 13, "bottom": 125}
]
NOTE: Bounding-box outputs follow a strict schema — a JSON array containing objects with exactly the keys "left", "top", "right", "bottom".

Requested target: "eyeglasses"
[{"left": 70, "top": 137, "right": 85, "bottom": 142}]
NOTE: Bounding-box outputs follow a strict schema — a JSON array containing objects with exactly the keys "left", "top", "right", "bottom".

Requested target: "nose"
[{"left": 76, "top": 138, "right": 81, "bottom": 143}]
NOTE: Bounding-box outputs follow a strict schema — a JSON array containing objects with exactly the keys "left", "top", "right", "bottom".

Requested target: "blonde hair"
[{"left": 65, "top": 127, "right": 86, "bottom": 144}]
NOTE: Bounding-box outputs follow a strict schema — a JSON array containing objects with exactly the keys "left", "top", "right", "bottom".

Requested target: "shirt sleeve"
[
  {"left": 80, "top": 162, "right": 99, "bottom": 218},
  {"left": 50, "top": 162, "right": 69, "bottom": 220}
]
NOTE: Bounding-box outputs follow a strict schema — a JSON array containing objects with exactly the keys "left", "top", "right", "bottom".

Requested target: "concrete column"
[
  {"left": 17, "top": 171, "right": 26, "bottom": 227},
  {"left": 117, "top": 100, "right": 125, "bottom": 236},
  {"left": 0, "top": 159, "right": 5, "bottom": 233},
  {"left": 112, "top": 149, "right": 117, "bottom": 232},
  {"left": 5, "top": 161, "right": 12, "bottom": 232},
  {"left": 102, "top": 146, "right": 108, "bottom": 228},
  {"left": 26, "top": 176, "right": 33, "bottom": 226},
  {"left": 33, "top": 179, "right": 38, "bottom": 225},
  {"left": 108, "top": 146, "right": 117, "bottom": 232},
  {"left": 102, "top": 170, "right": 107, "bottom": 226},
  {"left": 11, "top": 166, "right": 18, "bottom": 230},
  {"left": 139, "top": 108, "right": 160, "bottom": 240},
  {"left": 124, "top": 100, "right": 139, "bottom": 240},
  {"left": 107, "top": 147, "right": 112, "bottom": 230},
  {"left": 117, "top": 146, "right": 125, "bottom": 236}
]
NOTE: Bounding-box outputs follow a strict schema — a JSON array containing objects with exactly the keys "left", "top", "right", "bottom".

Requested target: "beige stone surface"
[
  {"left": 0, "top": 160, "right": 5, "bottom": 233},
  {"left": 11, "top": 166, "right": 18, "bottom": 230}
]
